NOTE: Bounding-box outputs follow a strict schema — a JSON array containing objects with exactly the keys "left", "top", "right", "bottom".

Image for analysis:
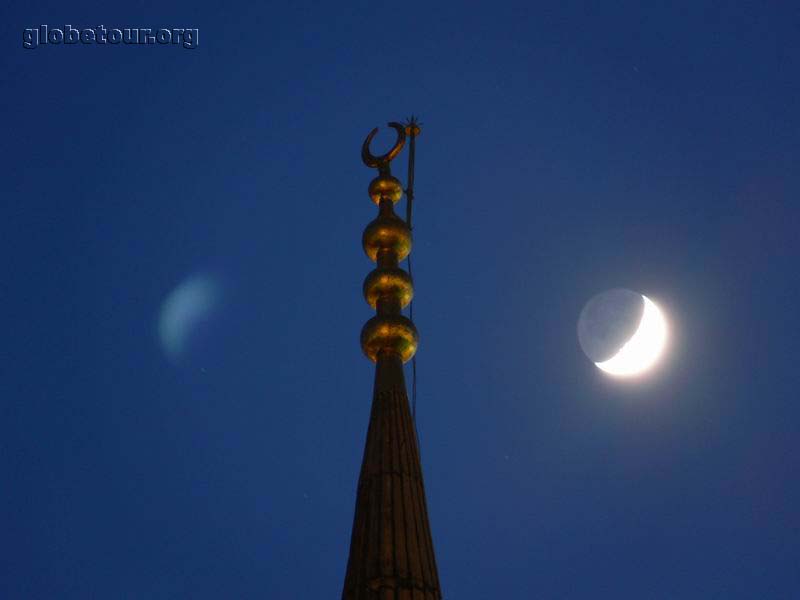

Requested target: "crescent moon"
[
  {"left": 595, "top": 295, "right": 668, "bottom": 377},
  {"left": 361, "top": 122, "right": 406, "bottom": 169}
]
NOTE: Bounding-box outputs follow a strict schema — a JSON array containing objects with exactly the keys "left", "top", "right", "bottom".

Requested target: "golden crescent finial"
[{"left": 361, "top": 122, "right": 406, "bottom": 170}]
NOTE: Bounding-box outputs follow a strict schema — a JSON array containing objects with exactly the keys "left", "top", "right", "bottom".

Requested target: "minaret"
[{"left": 341, "top": 121, "right": 442, "bottom": 599}]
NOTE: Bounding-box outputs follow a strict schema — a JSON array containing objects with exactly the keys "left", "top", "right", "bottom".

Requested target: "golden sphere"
[
  {"left": 368, "top": 175, "right": 403, "bottom": 205},
  {"left": 360, "top": 315, "right": 418, "bottom": 363},
  {"left": 363, "top": 267, "right": 413, "bottom": 309},
  {"left": 362, "top": 214, "right": 411, "bottom": 262}
]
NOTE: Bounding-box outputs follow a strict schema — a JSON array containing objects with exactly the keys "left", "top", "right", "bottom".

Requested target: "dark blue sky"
[{"left": 4, "top": 2, "right": 799, "bottom": 598}]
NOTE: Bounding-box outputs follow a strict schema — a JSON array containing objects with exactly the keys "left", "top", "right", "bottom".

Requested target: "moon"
[
  {"left": 577, "top": 289, "right": 668, "bottom": 377},
  {"left": 158, "top": 274, "right": 222, "bottom": 363}
]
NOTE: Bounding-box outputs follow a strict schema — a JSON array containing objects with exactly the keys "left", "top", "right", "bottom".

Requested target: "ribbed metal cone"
[{"left": 342, "top": 353, "right": 442, "bottom": 599}]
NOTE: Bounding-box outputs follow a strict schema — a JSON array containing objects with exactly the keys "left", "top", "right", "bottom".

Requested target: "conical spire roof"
[{"left": 342, "top": 355, "right": 441, "bottom": 599}]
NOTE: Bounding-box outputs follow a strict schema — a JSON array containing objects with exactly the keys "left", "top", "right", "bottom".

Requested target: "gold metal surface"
[
  {"left": 362, "top": 212, "right": 412, "bottom": 262},
  {"left": 359, "top": 122, "right": 416, "bottom": 357},
  {"left": 363, "top": 266, "right": 413, "bottom": 309},
  {"left": 360, "top": 314, "right": 418, "bottom": 363},
  {"left": 404, "top": 116, "right": 421, "bottom": 138},
  {"left": 368, "top": 174, "right": 403, "bottom": 205},
  {"left": 361, "top": 122, "right": 406, "bottom": 170}
]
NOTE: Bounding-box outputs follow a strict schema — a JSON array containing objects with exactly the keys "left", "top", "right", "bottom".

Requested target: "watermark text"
[{"left": 23, "top": 25, "right": 199, "bottom": 49}]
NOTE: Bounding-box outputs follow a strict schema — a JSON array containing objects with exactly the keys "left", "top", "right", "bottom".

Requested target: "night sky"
[{"left": 4, "top": 2, "right": 800, "bottom": 598}]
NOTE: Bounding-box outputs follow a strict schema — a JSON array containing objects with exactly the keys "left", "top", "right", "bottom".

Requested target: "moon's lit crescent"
[{"left": 594, "top": 295, "right": 668, "bottom": 377}]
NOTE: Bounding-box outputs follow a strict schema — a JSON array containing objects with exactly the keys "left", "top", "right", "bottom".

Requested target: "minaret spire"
[{"left": 342, "top": 121, "right": 442, "bottom": 599}]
